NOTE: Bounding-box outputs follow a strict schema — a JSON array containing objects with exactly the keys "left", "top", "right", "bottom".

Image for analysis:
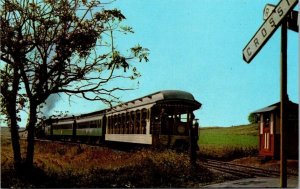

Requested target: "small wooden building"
[{"left": 252, "top": 101, "right": 298, "bottom": 159}]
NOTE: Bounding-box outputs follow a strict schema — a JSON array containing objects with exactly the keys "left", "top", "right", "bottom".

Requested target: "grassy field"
[
  {"left": 198, "top": 124, "right": 259, "bottom": 160},
  {"left": 1, "top": 127, "right": 10, "bottom": 137},
  {"left": 1, "top": 138, "right": 214, "bottom": 188},
  {"left": 199, "top": 124, "right": 258, "bottom": 147},
  {"left": 1, "top": 124, "right": 260, "bottom": 187}
]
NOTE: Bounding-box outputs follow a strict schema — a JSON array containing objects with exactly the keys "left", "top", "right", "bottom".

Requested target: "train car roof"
[
  {"left": 45, "top": 90, "right": 201, "bottom": 121},
  {"left": 45, "top": 109, "right": 105, "bottom": 122},
  {"left": 140, "top": 90, "right": 199, "bottom": 103},
  {"left": 107, "top": 90, "right": 201, "bottom": 113}
]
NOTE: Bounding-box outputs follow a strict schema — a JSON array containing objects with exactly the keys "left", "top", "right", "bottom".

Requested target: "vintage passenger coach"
[
  {"left": 105, "top": 90, "right": 201, "bottom": 147},
  {"left": 41, "top": 90, "right": 201, "bottom": 149}
]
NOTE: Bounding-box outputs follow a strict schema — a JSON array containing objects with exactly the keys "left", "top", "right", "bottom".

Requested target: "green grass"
[
  {"left": 200, "top": 133, "right": 257, "bottom": 147},
  {"left": 199, "top": 124, "right": 258, "bottom": 147},
  {"left": 198, "top": 124, "right": 259, "bottom": 160}
]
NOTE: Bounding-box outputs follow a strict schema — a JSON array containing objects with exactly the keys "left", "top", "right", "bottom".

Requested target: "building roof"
[{"left": 252, "top": 101, "right": 298, "bottom": 114}]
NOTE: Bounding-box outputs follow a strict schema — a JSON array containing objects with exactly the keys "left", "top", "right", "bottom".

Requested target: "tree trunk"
[
  {"left": 8, "top": 109, "right": 22, "bottom": 171},
  {"left": 25, "top": 103, "right": 37, "bottom": 170},
  {"left": 7, "top": 66, "right": 23, "bottom": 172}
]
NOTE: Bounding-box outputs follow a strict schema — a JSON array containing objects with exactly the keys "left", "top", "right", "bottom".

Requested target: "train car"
[
  {"left": 41, "top": 90, "right": 201, "bottom": 149},
  {"left": 75, "top": 110, "right": 106, "bottom": 143},
  {"left": 43, "top": 110, "right": 106, "bottom": 143},
  {"left": 105, "top": 90, "right": 201, "bottom": 148}
]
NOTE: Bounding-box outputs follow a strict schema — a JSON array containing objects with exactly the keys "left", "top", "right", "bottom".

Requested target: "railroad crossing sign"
[
  {"left": 264, "top": 4, "right": 299, "bottom": 32},
  {"left": 242, "top": 0, "right": 298, "bottom": 63},
  {"left": 243, "top": 0, "right": 298, "bottom": 187}
]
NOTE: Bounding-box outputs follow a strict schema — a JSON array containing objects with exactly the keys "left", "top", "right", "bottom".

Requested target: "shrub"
[{"left": 1, "top": 141, "right": 214, "bottom": 188}]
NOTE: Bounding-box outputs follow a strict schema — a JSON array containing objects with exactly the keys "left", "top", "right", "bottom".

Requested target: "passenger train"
[{"left": 39, "top": 90, "right": 201, "bottom": 149}]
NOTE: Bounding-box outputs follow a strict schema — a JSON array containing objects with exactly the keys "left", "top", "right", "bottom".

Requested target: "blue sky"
[
  {"left": 107, "top": 0, "right": 298, "bottom": 127},
  {"left": 7, "top": 0, "right": 298, "bottom": 127},
  {"left": 47, "top": 0, "right": 299, "bottom": 127}
]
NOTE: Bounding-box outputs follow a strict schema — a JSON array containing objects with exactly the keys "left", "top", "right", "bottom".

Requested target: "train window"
[
  {"left": 125, "top": 113, "right": 130, "bottom": 134},
  {"left": 135, "top": 110, "right": 141, "bottom": 134},
  {"left": 116, "top": 115, "right": 120, "bottom": 134},
  {"left": 108, "top": 116, "right": 111, "bottom": 134},
  {"left": 130, "top": 112, "right": 135, "bottom": 134},
  {"left": 115, "top": 116, "right": 119, "bottom": 134},
  {"left": 54, "top": 124, "right": 72, "bottom": 129},
  {"left": 181, "top": 114, "right": 188, "bottom": 123},
  {"left": 147, "top": 109, "right": 150, "bottom": 120},
  {"left": 142, "top": 109, "right": 147, "bottom": 118},
  {"left": 119, "top": 114, "right": 122, "bottom": 134},
  {"left": 109, "top": 116, "right": 112, "bottom": 133},
  {"left": 90, "top": 121, "right": 98, "bottom": 128},
  {"left": 115, "top": 115, "right": 119, "bottom": 133},
  {"left": 65, "top": 124, "right": 72, "bottom": 129},
  {"left": 121, "top": 113, "right": 125, "bottom": 134},
  {"left": 113, "top": 116, "right": 116, "bottom": 133},
  {"left": 111, "top": 116, "right": 114, "bottom": 133},
  {"left": 174, "top": 115, "right": 180, "bottom": 122},
  {"left": 117, "top": 115, "right": 120, "bottom": 134},
  {"left": 78, "top": 122, "right": 88, "bottom": 129},
  {"left": 263, "top": 113, "right": 270, "bottom": 127},
  {"left": 141, "top": 109, "right": 147, "bottom": 134}
]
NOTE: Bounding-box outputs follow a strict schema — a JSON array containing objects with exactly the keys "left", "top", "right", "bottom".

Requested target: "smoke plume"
[{"left": 40, "top": 94, "right": 60, "bottom": 117}]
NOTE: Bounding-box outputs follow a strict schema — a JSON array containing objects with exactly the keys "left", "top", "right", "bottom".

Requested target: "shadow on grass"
[{"left": 1, "top": 165, "right": 58, "bottom": 188}]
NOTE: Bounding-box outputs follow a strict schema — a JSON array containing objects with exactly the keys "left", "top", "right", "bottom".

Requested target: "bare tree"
[{"left": 0, "top": 0, "right": 149, "bottom": 171}]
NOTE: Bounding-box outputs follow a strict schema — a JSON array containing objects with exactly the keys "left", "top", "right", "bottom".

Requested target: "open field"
[
  {"left": 1, "top": 127, "right": 10, "bottom": 137},
  {"left": 1, "top": 138, "right": 215, "bottom": 188},
  {"left": 1, "top": 124, "right": 298, "bottom": 188},
  {"left": 1, "top": 127, "right": 28, "bottom": 138},
  {"left": 198, "top": 124, "right": 258, "bottom": 160},
  {"left": 199, "top": 124, "right": 258, "bottom": 147}
]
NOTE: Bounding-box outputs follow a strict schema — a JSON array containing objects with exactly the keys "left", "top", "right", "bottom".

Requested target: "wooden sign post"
[
  {"left": 242, "top": 0, "right": 298, "bottom": 187},
  {"left": 280, "top": 17, "right": 288, "bottom": 188}
]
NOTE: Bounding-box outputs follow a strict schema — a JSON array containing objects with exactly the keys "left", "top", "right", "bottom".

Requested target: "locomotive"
[{"left": 38, "top": 90, "right": 201, "bottom": 149}]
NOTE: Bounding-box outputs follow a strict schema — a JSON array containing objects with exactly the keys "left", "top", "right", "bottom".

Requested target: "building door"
[{"left": 260, "top": 113, "right": 273, "bottom": 156}]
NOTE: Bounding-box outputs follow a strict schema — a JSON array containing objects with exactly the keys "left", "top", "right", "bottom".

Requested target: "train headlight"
[{"left": 177, "top": 125, "right": 185, "bottom": 134}]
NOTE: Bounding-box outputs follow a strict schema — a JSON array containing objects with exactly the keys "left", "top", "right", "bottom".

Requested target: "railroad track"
[{"left": 199, "top": 158, "right": 298, "bottom": 178}]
